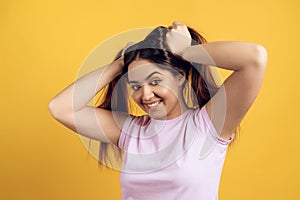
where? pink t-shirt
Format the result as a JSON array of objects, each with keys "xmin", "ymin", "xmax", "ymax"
[{"xmin": 118, "ymin": 105, "xmax": 234, "ymax": 200}]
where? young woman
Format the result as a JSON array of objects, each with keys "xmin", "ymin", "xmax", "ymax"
[{"xmin": 48, "ymin": 21, "xmax": 268, "ymax": 199}]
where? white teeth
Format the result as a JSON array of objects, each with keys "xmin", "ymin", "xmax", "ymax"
[{"xmin": 147, "ymin": 101, "xmax": 160, "ymax": 107}]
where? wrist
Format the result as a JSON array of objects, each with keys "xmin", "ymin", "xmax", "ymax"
[
  {"xmin": 179, "ymin": 46, "xmax": 190, "ymax": 60},
  {"xmin": 109, "ymin": 57, "xmax": 124, "ymax": 76}
]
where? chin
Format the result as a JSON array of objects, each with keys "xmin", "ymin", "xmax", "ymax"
[{"xmin": 149, "ymin": 109, "xmax": 168, "ymax": 120}]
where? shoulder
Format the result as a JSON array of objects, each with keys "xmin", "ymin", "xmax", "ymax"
[
  {"xmin": 117, "ymin": 114, "xmax": 150, "ymax": 148},
  {"xmin": 192, "ymin": 104, "xmax": 235, "ymax": 145},
  {"xmin": 124, "ymin": 114, "xmax": 151, "ymax": 127}
]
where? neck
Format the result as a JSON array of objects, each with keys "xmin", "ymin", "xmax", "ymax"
[
  {"xmin": 178, "ymin": 96, "xmax": 189, "ymax": 113},
  {"xmin": 165, "ymin": 96, "xmax": 189, "ymax": 120}
]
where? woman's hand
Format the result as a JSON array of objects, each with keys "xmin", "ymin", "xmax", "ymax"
[
  {"xmin": 113, "ymin": 41, "xmax": 136, "ymax": 67},
  {"xmin": 166, "ymin": 21, "xmax": 192, "ymax": 56}
]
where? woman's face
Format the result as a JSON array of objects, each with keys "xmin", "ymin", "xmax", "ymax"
[{"xmin": 127, "ymin": 59, "xmax": 186, "ymax": 120}]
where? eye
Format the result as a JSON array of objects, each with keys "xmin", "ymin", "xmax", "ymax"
[
  {"xmin": 131, "ymin": 85, "xmax": 141, "ymax": 90},
  {"xmin": 150, "ymin": 79, "xmax": 161, "ymax": 86}
]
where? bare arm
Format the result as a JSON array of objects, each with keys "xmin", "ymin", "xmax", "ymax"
[
  {"xmin": 48, "ymin": 56, "xmax": 128, "ymax": 145},
  {"xmin": 182, "ymin": 41, "xmax": 268, "ymax": 139}
]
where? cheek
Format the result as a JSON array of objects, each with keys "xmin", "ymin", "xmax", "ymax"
[
  {"xmin": 131, "ymin": 90, "xmax": 142, "ymax": 103},
  {"xmin": 159, "ymin": 83, "xmax": 179, "ymax": 98},
  {"xmin": 156, "ymin": 87, "xmax": 179, "ymax": 104},
  {"xmin": 158, "ymin": 87, "xmax": 172, "ymax": 97}
]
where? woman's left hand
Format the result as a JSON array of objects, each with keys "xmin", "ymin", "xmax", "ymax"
[{"xmin": 166, "ymin": 21, "xmax": 192, "ymax": 56}]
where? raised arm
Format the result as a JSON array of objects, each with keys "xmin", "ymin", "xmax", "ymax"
[
  {"xmin": 166, "ymin": 22, "xmax": 268, "ymax": 140},
  {"xmin": 183, "ymin": 41, "xmax": 268, "ymax": 140},
  {"xmin": 48, "ymin": 51, "xmax": 128, "ymax": 145}
]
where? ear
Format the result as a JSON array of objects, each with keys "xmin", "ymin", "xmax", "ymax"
[{"xmin": 176, "ymin": 72, "xmax": 186, "ymax": 86}]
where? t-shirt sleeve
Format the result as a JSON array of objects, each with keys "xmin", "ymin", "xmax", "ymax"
[
  {"xmin": 194, "ymin": 104, "xmax": 235, "ymax": 146},
  {"xmin": 118, "ymin": 115, "xmax": 134, "ymax": 149},
  {"xmin": 117, "ymin": 115, "xmax": 147, "ymax": 149}
]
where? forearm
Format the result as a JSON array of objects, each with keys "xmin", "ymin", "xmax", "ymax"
[
  {"xmin": 48, "ymin": 58, "xmax": 123, "ymax": 115},
  {"xmin": 181, "ymin": 41, "xmax": 268, "ymax": 71}
]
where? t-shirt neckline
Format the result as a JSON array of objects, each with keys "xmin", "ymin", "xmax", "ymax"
[{"xmin": 150, "ymin": 109, "xmax": 193, "ymax": 124}]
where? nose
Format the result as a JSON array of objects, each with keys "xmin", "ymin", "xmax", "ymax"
[{"xmin": 141, "ymin": 85, "xmax": 154, "ymax": 101}]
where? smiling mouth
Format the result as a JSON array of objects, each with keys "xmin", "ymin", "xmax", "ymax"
[{"xmin": 143, "ymin": 100, "xmax": 162, "ymax": 110}]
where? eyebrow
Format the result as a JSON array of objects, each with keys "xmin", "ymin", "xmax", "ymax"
[{"xmin": 128, "ymin": 71, "xmax": 163, "ymax": 84}]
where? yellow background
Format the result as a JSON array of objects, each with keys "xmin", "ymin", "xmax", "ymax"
[{"xmin": 1, "ymin": 0, "xmax": 299, "ymax": 199}]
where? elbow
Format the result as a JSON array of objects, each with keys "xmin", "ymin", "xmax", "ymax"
[
  {"xmin": 253, "ymin": 45, "xmax": 268, "ymax": 69},
  {"xmin": 48, "ymin": 99, "xmax": 75, "ymax": 121},
  {"xmin": 48, "ymin": 100, "xmax": 57, "ymax": 118},
  {"xmin": 48, "ymin": 100, "xmax": 62, "ymax": 119}
]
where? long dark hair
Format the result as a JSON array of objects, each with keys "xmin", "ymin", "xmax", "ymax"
[{"xmin": 91, "ymin": 25, "xmax": 240, "ymax": 170}]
